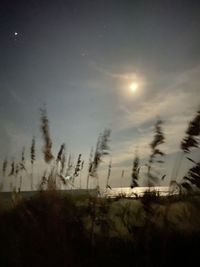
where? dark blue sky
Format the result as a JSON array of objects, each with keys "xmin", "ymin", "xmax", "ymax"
[{"xmin": 0, "ymin": 0, "xmax": 200, "ymax": 189}]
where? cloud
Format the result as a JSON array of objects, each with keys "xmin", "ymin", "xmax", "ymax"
[
  {"xmin": 90, "ymin": 61, "xmax": 145, "ymax": 82},
  {"xmin": 108, "ymin": 64, "xmax": 200, "ymax": 171}
]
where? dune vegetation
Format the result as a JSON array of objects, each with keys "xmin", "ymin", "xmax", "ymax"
[
  {"xmin": 0, "ymin": 107, "xmax": 200, "ymax": 266},
  {"xmin": 0, "ymin": 190, "xmax": 200, "ymax": 266},
  {"xmin": 0, "ymin": 107, "xmax": 200, "ymax": 193}
]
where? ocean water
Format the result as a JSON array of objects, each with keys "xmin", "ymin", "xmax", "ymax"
[{"xmin": 101, "ymin": 186, "xmax": 179, "ymax": 198}]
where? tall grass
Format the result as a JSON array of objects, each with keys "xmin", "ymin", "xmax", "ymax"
[
  {"xmin": 19, "ymin": 147, "xmax": 26, "ymax": 191},
  {"xmin": 87, "ymin": 147, "xmax": 93, "ymax": 190},
  {"xmin": 106, "ymin": 159, "xmax": 112, "ymax": 188},
  {"xmin": 147, "ymin": 119, "xmax": 165, "ymax": 186},
  {"xmin": 73, "ymin": 153, "xmax": 82, "ymax": 187},
  {"xmin": 1, "ymin": 157, "xmax": 7, "ymax": 190},
  {"xmin": 1, "ymin": 106, "xmax": 200, "ymax": 193},
  {"xmin": 56, "ymin": 143, "xmax": 65, "ymax": 188},
  {"xmin": 89, "ymin": 129, "xmax": 111, "ymax": 187},
  {"xmin": 40, "ymin": 107, "xmax": 54, "ymax": 163},
  {"xmin": 172, "ymin": 109, "xmax": 200, "ymax": 187},
  {"xmin": 0, "ymin": 106, "xmax": 200, "ymax": 266},
  {"xmin": 30, "ymin": 137, "xmax": 36, "ymax": 190},
  {"xmin": 130, "ymin": 152, "xmax": 140, "ymax": 188}
]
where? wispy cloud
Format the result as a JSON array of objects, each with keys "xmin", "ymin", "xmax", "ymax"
[
  {"xmin": 107, "ymin": 64, "xmax": 200, "ymax": 171},
  {"xmin": 90, "ymin": 61, "xmax": 144, "ymax": 82}
]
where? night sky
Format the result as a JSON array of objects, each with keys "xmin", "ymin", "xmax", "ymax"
[{"xmin": 0, "ymin": 0, "xmax": 200, "ymax": 190}]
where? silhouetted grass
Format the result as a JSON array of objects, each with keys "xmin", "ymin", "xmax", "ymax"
[
  {"xmin": 40, "ymin": 107, "xmax": 54, "ymax": 163},
  {"xmin": 0, "ymin": 106, "xmax": 199, "ymax": 266}
]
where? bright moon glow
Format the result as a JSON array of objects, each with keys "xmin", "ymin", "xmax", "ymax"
[
  {"xmin": 130, "ymin": 83, "xmax": 138, "ymax": 92},
  {"xmin": 14, "ymin": 32, "xmax": 18, "ymax": 36}
]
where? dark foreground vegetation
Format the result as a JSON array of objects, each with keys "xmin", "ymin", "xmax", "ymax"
[{"xmin": 0, "ymin": 190, "xmax": 200, "ymax": 267}]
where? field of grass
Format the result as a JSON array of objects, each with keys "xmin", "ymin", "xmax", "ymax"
[
  {"xmin": 0, "ymin": 108, "xmax": 199, "ymax": 266},
  {"xmin": 0, "ymin": 190, "xmax": 200, "ymax": 267}
]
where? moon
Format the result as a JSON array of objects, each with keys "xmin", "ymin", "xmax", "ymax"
[{"xmin": 130, "ymin": 82, "xmax": 138, "ymax": 92}]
